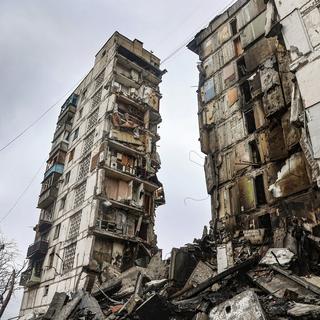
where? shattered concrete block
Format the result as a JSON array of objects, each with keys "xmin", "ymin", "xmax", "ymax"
[
  {"xmin": 193, "ymin": 312, "xmax": 209, "ymax": 320},
  {"xmin": 287, "ymin": 303, "xmax": 320, "ymax": 317},
  {"xmin": 209, "ymin": 290, "xmax": 267, "ymax": 320},
  {"xmin": 260, "ymin": 248, "xmax": 295, "ymax": 266},
  {"xmin": 217, "ymin": 242, "xmax": 234, "ymax": 274},
  {"xmin": 169, "ymin": 248, "xmax": 198, "ymax": 287},
  {"xmin": 185, "ymin": 261, "xmax": 216, "ymax": 289}
]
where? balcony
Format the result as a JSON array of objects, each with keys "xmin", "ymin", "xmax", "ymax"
[
  {"xmin": 50, "ymin": 140, "xmax": 68, "ymax": 157},
  {"xmin": 26, "ymin": 240, "xmax": 48, "ymax": 259},
  {"xmin": 38, "ymin": 210, "xmax": 53, "ymax": 233},
  {"xmin": 53, "ymin": 122, "xmax": 72, "ymax": 141},
  {"xmin": 44, "ymin": 163, "xmax": 64, "ymax": 179},
  {"xmin": 58, "ymin": 93, "xmax": 79, "ymax": 123},
  {"xmin": 38, "ymin": 185, "xmax": 58, "ymax": 209},
  {"xmin": 19, "ymin": 268, "xmax": 41, "ymax": 287}
]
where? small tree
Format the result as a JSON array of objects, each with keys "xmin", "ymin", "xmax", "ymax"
[{"xmin": 0, "ymin": 233, "xmax": 24, "ymax": 318}]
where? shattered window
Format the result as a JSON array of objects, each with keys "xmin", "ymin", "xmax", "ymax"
[
  {"xmin": 87, "ymin": 108, "xmax": 99, "ymax": 132},
  {"xmin": 82, "ymin": 131, "xmax": 95, "ymax": 156},
  {"xmin": 73, "ymin": 182, "xmax": 86, "ymax": 208},
  {"xmin": 77, "ymin": 155, "xmax": 90, "ymax": 181},
  {"xmin": 68, "ymin": 211, "xmax": 82, "ymax": 239},
  {"xmin": 91, "ymin": 88, "xmax": 102, "ymax": 110},
  {"xmin": 63, "ymin": 243, "xmax": 77, "ymax": 272}
]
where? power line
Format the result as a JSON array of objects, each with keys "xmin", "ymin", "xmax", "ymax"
[
  {"xmin": 0, "ymin": 77, "xmax": 85, "ymax": 153},
  {"xmin": 160, "ymin": 0, "xmax": 238, "ymax": 65},
  {"xmin": 0, "ymin": 1, "xmax": 237, "ymax": 153},
  {"xmin": 0, "ymin": 160, "xmax": 46, "ymax": 224}
]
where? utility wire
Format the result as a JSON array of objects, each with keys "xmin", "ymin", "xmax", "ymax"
[
  {"xmin": 0, "ymin": 1, "xmax": 236, "ymax": 152},
  {"xmin": 0, "ymin": 160, "xmax": 46, "ymax": 224},
  {"xmin": 0, "ymin": 77, "xmax": 85, "ymax": 153},
  {"xmin": 160, "ymin": 0, "xmax": 238, "ymax": 65}
]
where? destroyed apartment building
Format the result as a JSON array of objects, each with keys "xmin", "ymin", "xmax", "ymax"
[
  {"xmin": 17, "ymin": 1, "xmax": 320, "ymax": 319},
  {"xmin": 18, "ymin": 32, "xmax": 165, "ymax": 318}
]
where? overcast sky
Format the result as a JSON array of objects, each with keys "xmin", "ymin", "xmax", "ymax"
[{"xmin": 0, "ymin": 0, "xmax": 231, "ymax": 318}]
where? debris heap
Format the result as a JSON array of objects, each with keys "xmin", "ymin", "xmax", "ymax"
[{"xmin": 41, "ymin": 220, "xmax": 320, "ymax": 319}]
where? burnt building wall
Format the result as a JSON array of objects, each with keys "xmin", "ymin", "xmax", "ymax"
[{"xmin": 188, "ymin": 0, "xmax": 320, "ymax": 249}]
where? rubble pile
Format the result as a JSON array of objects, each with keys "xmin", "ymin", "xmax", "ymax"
[{"xmin": 41, "ymin": 218, "xmax": 320, "ymax": 320}]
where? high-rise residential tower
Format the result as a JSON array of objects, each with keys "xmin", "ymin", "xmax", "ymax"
[{"xmin": 19, "ymin": 32, "xmax": 165, "ymax": 317}]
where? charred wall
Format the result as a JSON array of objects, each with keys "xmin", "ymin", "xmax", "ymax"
[{"xmin": 188, "ymin": 0, "xmax": 320, "ymax": 248}]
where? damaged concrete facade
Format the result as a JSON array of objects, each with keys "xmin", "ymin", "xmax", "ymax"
[
  {"xmin": 187, "ymin": 0, "xmax": 320, "ymax": 263},
  {"xmin": 19, "ymin": 32, "xmax": 165, "ymax": 318}
]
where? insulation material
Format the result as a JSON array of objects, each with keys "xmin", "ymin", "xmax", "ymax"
[
  {"xmin": 296, "ymin": 59, "xmax": 320, "ymax": 108},
  {"xmin": 269, "ymin": 152, "xmax": 311, "ymax": 198},
  {"xmin": 240, "ymin": 11, "xmax": 267, "ymax": 48}
]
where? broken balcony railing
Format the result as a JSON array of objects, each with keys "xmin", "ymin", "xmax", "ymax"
[
  {"xmin": 26, "ymin": 240, "xmax": 49, "ymax": 259},
  {"xmin": 59, "ymin": 93, "xmax": 78, "ymax": 117},
  {"xmin": 38, "ymin": 210, "xmax": 53, "ymax": 233},
  {"xmin": 43, "ymin": 163, "xmax": 64, "ymax": 180},
  {"xmin": 20, "ymin": 267, "xmax": 41, "ymax": 287}
]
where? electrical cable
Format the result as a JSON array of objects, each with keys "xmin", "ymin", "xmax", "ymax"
[
  {"xmin": 0, "ymin": 76, "xmax": 85, "ymax": 153},
  {"xmin": 0, "ymin": 0, "xmax": 237, "ymax": 152},
  {"xmin": 0, "ymin": 160, "xmax": 46, "ymax": 224},
  {"xmin": 184, "ymin": 195, "xmax": 210, "ymax": 205},
  {"xmin": 160, "ymin": 0, "xmax": 238, "ymax": 65}
]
